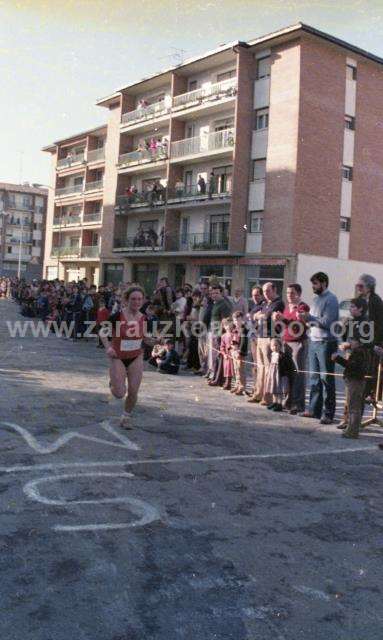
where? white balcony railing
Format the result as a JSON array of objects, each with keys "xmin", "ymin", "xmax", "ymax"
[
  {"xmin": 51, "ymin": 246, "xmax": 80, "ymax": 257},
  {"xmin": 172, "ymin": 77, "xmax": 237, "ymax": 110},
  {"xmin": 85, "ymin": 180, "xmax": 104, "ymax": 192},
  {"xmin": 57, "ymin": 153, "xmax": 85, "ymax": 168},
  {"xmin": 118, "ymin": 147, "xmax": 168, "ymax": 167},
  {"xmin": 171, "ymin": 129, "xmax": 235, "ymax": 159},
  {"xmin": 52, "ymin": 215, "xmax": 82, "ymax": 227},
  {"xmin": 83, "ymin": 212, "xmax": 102, "ymax": 223},
  {"xmin": 55, "ymin": 184, "xmax": 83, "ymax": 196},
  {"xmin": 81, "ymin": 245, "xmax": 100, "ymax": 258},
  {"xmin": 121, "ymin": 100, "xmax": 170, "ymax": 125},
  {"xmin": 87, "ymin": 148, "xmax": 105, "ymax": 163}
]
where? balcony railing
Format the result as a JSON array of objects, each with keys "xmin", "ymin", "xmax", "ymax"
[
  {"xmin": 171, "ymin": 129, "xmax": 235, "ymax": 159},
  {"xmin": 172, "ymin": 77, "xmax": 237, "ymax": 110},
  {"xmin": 177, "ymin": 232, "xmax": 229, "ymax": 252},
  {"xmin": 114, "ymin": 235, "xmax": 164, "ymax": 252},
  {"xmin": 81, "ymin": 245, "xmax": 100, "ymax": 258},
  {"xmin": 9, "ymin": 236, "xmax": 32, "ymax": 244},
  {"xmin": 87, "ymin": 148, "xmax": 105, "ymax": 163},
  {"xmin": 57, "ymin": 153, "xmax": 85, "ymax": 169},
  {"xmin": 121, "ymin": 100, "xmax": 170, "ymax": 125},
  {"xmin": 85, "ymin": 180, "xmax": 104, "ymax": 192},
  {"xmin": 55, "ymin": 184, "xmax": 83, "ymax": 196},
  {"xmin": 53, "ymin": 215, "xmax": 82, "ymax": 227},
  {"xmin": 167, "ymin": 185, "xmax": 232, "ymax": 205},
  {"xmin": 118, "ymin": 147, "xmax": 168, "ymax": 168},
  {"xmin": 116, "ymin": 191, "xmax": 166, "ymax": 212},
  {"xmin": 83, "ymin": 212, "xmax": 102, "ymax": 223},
  {"xmin": 51, "ymin": 246, "xmax": 80, "ymax": 257}
]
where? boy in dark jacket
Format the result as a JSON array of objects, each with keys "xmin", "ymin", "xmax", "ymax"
[
  {"xmin": 332, "ymin": 340, "xmax": 369, "ymax": 438},
  {"xmin": 157, "ymin": 339, "xmax": 180, "ymax": 375}
]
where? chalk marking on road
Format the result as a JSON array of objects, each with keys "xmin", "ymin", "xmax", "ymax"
[
  {"xmin": 1, "ymin": 444, "xmax": 377, "ymax": 474},
  {"xmin": 23, "ymin": 472, "xmax": 160, "ymax": 532},
  {"xmin": 0, "ymin": 420, "xmax": 140, "ymax": 454}
]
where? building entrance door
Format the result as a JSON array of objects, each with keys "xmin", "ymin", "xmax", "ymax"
[{"xmin": 133, "ymin": 263, "xmax": 159, "ymax": 296}]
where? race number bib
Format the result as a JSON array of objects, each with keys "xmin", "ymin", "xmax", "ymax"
[{"xmin": 120, "ymin": 339, "xmax": 142, "ymax": 352}]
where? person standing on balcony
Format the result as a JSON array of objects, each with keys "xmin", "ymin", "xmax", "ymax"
[
  {"xmin": 197, "ymin": 175, "xmax": 206, "ymax": 195},
  {"xmin": 208, "ymin": 171, "xmax": 216, "ymax": 198}
]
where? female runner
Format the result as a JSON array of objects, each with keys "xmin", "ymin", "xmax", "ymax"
[{"xmin": 100, "ymin": 285, "xmax": 146, "ymax": 429}]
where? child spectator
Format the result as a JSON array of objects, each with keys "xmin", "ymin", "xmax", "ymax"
[
  {"xmin": 265, "ymin": 338, "xmax": 295, "ymax": 412},
  {"xmin": 231, "ymin": 311, "xmax": 249, "ymax": 396},
  {"xmin": 157, "ymin": 339, "xmax": 180, "ymax": 374},
  {"xmin": 332, "ymin": 340, "xmax": 369, "ymax": 438},
  {"xmin": 220, "ymin": 318, "xmax": 234, "ymax": 390}
]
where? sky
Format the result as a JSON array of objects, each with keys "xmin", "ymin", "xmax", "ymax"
[{"xmin": 0, "ymin": 0, "xmax": 382, "ymax": 186}]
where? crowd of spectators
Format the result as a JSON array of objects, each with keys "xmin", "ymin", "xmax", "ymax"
[{"xmin": 3, "ymin": 270, "xmax": 383, "ymax": 440}]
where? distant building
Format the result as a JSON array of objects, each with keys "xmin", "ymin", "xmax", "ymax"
[
  {"xmin": 0, "ymin": 182, "xmax": 48, "ymax": 278},
  {"xmin": 43, "ymin": 23, "xmax": 383, "ymax": 301},
  {"xmin": 42, "ymin": 125, "xmax": 106, "ymax": 283}
]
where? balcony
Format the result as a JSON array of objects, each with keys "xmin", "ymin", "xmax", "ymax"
[
  {"xmin": 175, "ymin": 232, "xmax": 228, "ymax": 252},
  {"xmin": 9, "ymin": 236, "xmax": 32, "ymax": 244},
  {"xmin": 121, "ymin": 100, "xmax": 170, "ymax": 126},
  {"xmin": 81, "ymin": 245, "xmax": 100, "ymax": 258},
  {"xmin": 83, "ymin": 212, "xmax": 102, "ymax": 224},
  {"xmin": 57, "ymin": 153, "xmax": 85, "ymax": 169},
  {"xmin": 51, "ymin": 246, "xmax": 80, "ymax": 258},
  {"xmin": 115, "ymin": 191, "xmax": 166, "ymax": 213},
  {"xmin": 118, "ymin": 147, "xmax": 168, "ymax": 169},
  {"xmin": 170, "ymin": 129, "xmax": 235, "ymax": 161},
  {"xmin": 167, "ymin": 185, "xmax": 231, "ymax": 207},
  {"xmin": 172, "ymin": 77, "xmax": 237, "ymax": 111},
  {"xmin": 55, "ymin": 184, "xmax": 83, "ymax": 197},
  {"xmin": 114, "ymin": 234, "xmax": 164, "ymax": 252},
  {"xmin": 87, "ymin": 148, "xmax": 105, "ymax": 163},
  {"xmin": 84, "ymin": 180, "xmax": 103, "ymax": 192},
  {"xmin": 52, "ymin": 215, "xmax": 82, "ymax": 227}
]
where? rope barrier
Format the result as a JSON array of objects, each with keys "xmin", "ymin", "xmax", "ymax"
[{"xmin": 211, "ymin": 346, "xmax": 373, "ymax": 379}]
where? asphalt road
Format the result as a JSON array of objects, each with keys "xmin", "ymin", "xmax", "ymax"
[{"xmin": 0, "ymin": 299, "xmax": 382, "ymax": 640}]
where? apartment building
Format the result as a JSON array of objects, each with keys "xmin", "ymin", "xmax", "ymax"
[
  {"xmin": 44, "ymin": 23, "xmax": 383, "ymax": 301},
  {"xmin": 0, "ymin": 182, "xmax": 47, "ymax": 278},
  {"xmin": 43, "ymin": 125, "xmax": 106, "ymax": 283}
]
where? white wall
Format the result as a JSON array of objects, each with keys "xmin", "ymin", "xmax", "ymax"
[
  {"xmin": 338, "ymin": 231, "xmax": 350, "ymax": 260},
  {"xmin": 343, "ymin": 129, "xmax": 354, "ymax": 166},
  {"xmin": 340, "ymin": 179, "xmax": 352, "ymax": 217},
  {"xmin": 251, "ymin": 129, "xmax": 268, "ymax": 159},
  {"xmin": 253, "ymin": 78, "xmax": 270, "ymax": 109},
  {"xmin": 246, "ymin": 233, "xmax": 262, "ymax": 253},
  {"xmin": 297, "ymin": 253, "xmax": 383, "ymax": 303},
  {"xmin": 248, "ymin": 180, "xmax": 265, "ymax": 210}
]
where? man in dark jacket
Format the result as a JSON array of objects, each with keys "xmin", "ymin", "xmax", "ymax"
[{"xmin": 355, "ymin": 274, "xmax": 383, "ymax": 399}]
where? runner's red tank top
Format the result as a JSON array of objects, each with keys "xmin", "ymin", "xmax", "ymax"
[{"xmin": 111, "ymin": 312, "xmax": 144, "ymax": 360}]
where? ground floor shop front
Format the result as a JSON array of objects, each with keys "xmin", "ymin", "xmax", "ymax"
[{"xmin": 101, "ymin": 255, "xmax": 297, "ymax": 298}]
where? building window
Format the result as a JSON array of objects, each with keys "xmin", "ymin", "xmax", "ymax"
[
  {"xmin": 345, "ymin": 115, "xmax": 355, "ymax": 130},
  {"xmin": 340, "ymin": 216, "xmax": 351, "ymax": 232},
  {"xmin": 180, "ymin": 217, "xmax": 189, "ymax": 245},
  {"xmin": 188, "ymin": 80, "xmax": 197, "ymax": 92},
  {"xmin": 257, "ymin": 56, "xmax": 271, "ymax": 80},
  {"xmin": 252, "ymin": 159, "xmax": 266, "ymax": 181},
  {"xmin": 7, "ymin": 247, "xmax": 12, "ymax": 254},
  {"xmin": 346, "ymin": 64, "xmax": 357, "ymax": 81},
  {"xmin": 217, "ymin": 69, "xmax": 236, "ymax": 82},
  {"xmin": 74, "ymin": 176, "xmax": 83, "ymax": 186},
  {"xmin": 254, "ymin": 108, "xmax": 269, "ymax": 130},
  {"xmin": 249, "ymin": 212, "xmax": 263, "ymax": 233},
  {"xmin": 246, "ymin": 264, "xmax": 285, "ymax": 298},
  {"xmin": 342, "ymin": 165, "xmax": 353, "ymax": 181}
]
